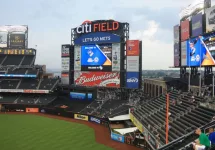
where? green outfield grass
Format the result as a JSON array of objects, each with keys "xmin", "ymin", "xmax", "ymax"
[{"xmin": 0, "ymin": 114, "xmax": 112, "ymax": 150}]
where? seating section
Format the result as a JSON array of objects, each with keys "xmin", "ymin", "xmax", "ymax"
[
  {"xmin": 47, "ymin": 96, "xmax": 91, "ymax": 112},
  {"xmin": 0, "ymin": 78, "xmax": 59, "ymax": 90},
  {"xmin": 7, "ymin": 68, "xmax": 27, "ymax": 74},
  {"xmin": 27, "ymin": 68, "xmax": 38, "ymax": 75},
  {"xmin": 2, "ymin": 55, "xmax": 24, "ymax": 66},
  {"xmin": 21, "ymin": 55, "xmax": 34, "ymax": 65},
  {"xmin": 18, "ymin": 79, "xmax": 39, "ymax": 89},
  {"xmin": 39, "ymin": 79, "xmax": 59, "ymax": 90},
  {"xmin": 0, "ymin": 55, "xmax": 6, "ymax": 64},
  {"xmin": 0, "ymin": 80, "xmax": 20, "ymax": 89},
  {"xmin": 0, "ymin": 94, "xmax": 56, "ymax": 105},
  {"xmin": 132, "ymin": 90, "xmax": 215, "ymax": 146}
]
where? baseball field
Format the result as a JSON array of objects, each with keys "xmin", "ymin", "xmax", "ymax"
[
  {"xmin": 0, "ymin": 113, "xmax": 141, "ymax": 150},
  {"xmin": 0, "ymin": 114, "xmax": 112, "ymax": 150}
]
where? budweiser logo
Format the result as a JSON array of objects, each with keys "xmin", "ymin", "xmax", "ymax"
[{"xmin": 76, "ymin": 72, "xmax": 118, "ymax": 84}]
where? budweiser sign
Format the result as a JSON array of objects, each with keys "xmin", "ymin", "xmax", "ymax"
[{"xmin": 74, "ymin": 72, "xmax": 120, "ymax": 87}]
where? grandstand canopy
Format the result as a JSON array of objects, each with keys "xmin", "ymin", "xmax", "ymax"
[
  {"xmin": 113, "ymin": 127, "xmax": 138, "ymax": 135},
  {"xmin": 108, "ymin": 114, "xmax": 130, "ymax": 121}
]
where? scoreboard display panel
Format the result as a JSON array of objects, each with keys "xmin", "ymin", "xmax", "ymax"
[{"xmin": 0, "ymin": 49, "xmax": 35, "ymax": 55}]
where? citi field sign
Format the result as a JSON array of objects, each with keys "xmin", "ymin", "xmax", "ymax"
[{"xmin": 76, "ymin": 20, "xmax": 121, "ymax": 34}]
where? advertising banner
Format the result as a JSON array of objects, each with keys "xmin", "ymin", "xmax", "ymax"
[
  {"xmin": 181, "ymin": 41, "xmax": 187, "ymax": 66},
  {"xmin": 81, "ymin": 44, "xmax": 112, "ymax": 71},
  {"xmin": 70, "ymin": 92, "xmax": 93, "ymax": 100},
  {"xmin": 125, "ymin": 136, "xmax": 134, "ymax": 145},
  {"xmin": 206, "ymin": 5, "xmax": 215, "ymax": 33},
  {"xmin": 89, "ymin": 116, "xmax": 101, "ymax": 124},
  {"xmin": 111, "ymin": 132, "xmax": 125, "ymax": 143},
  {"xmin": 0, "ymin": 49, "xmax": 35, "ymax": 55},
  {"xmin": 126, "ymin": 40, "xmax": 139, "ymax": 56},
  {"xmin": 74, "ymin": 32, "xmax": 121, "ymax": 45},
  {"xmin": 0, "ymin": 89, "xmax": 23, "ymax": 93},
  {"xmin": 187, "ymin": 36, "xmax": 215, "ymax": 66},
  {"xmin": 74, "ymin": 20, "xmax": 124, "ymax": 37},
  {"xmin": 126, "ymin": 72, "xmax": 139, "ymax": 89},
  {"xmin": 26, "ymin": 108, "xmax": 39, "ymax": 113},
  {"xmin": 181, "ymin": 20, "xmax": 190, "ymax": 41},
  {"xmin": 0, "ymin": 32, "xmax": 8, "ymax": 47},
  {"xmin": 129, "ymin": 113, "xmax": 144, "ymax": 133},
  {"xmin": 61, "ymin": 73, "xmax": 69, "ymax": 85},
  {"xmin": 74, "ymin": 114, "xmax": 88, "ymax": 121},
  {"xmin": 74, "ymin": 72, "xmax": 120, "ymax": 87},
  {"xmin": 10, "ymin": 34, "xmax": 25, "ymax": 48},
  {"xmin": 127, "ymin": 56, "xmax": 139, "ymax": 72},
  {"xmin": 191, "ymin": 13, "xmax": 203, "ymax": 37},
  {"xmin": 0, "ymin": 74, "xmax": 37, "ymax": 78},
  {"xmin": 23, "ymin": 90, "xmax": 49, "ymax": 94},
  {"xmin": 112, "ymin": 43, "xmax": 120, "ymax": 71},
  {"xmin": 74, "ymin": 45, "xmax": 81, "ymax": 71},
  {"xmin": 61, "ymin": 45, "xmax": 70, "ymax": 57},
  {"xmin": 61, "ymin": 57, "xmax": 70, "ymax": 71},
  {"xmin": 173, "ymin": 25, "xmax": 180, "ymax": 44},
  {"xmin": 174, "ymin": 43, "xmax": 180, "ymax": 67}
]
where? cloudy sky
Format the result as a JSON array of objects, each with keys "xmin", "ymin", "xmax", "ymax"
[{"xmin": 1, "ymin": 0, "xmax": 214, "ymax": 70}]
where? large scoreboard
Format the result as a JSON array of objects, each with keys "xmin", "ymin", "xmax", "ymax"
[{"xmin": 71, "ymin": 20, "xmax": 142, "ymax": 89}]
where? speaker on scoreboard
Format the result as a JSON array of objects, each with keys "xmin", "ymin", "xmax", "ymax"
[
  {"xmin": 139, "ymin": 41, "xmax": 142, "ymax": 89},
  {"xmin": 120, "ymin": 42, "xmax": 126, "ymax": 88},
  {"xmin": 70, "ymin": 45, "xmax": 74, "ymax": 85}
]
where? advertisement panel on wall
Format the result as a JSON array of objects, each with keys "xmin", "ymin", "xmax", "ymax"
[
  {"xmin": 126, "ymin": 40, "xmax": 139, "ymax": 56},
  {"xmin": 0, "ymin": 32, "xmax": 8, "ymax": 47},
  {"xmin": 26, "ymin": 108, "xmax": 39, "ymax": 113},
  {"xmin": 206, "ymin": 5, "xmax": 215, "ymax": 33},
  {"xmin": 186, "ymin": 35, "xmax": 215, "ymax": 66},
  {"xmin": 81, "ymin": 44, "xmax": 112, "ymax": 71},
  {"xmin": 191, "ymin": 13, "xmax": 203, "ymax": 37},
  {"xmin": 61, "ymin": 45, "xmax": 70, "ymax": 57},
  {"xmin": 70, "ymin": 92, "xmax": 93, "ymax": 100},
  {"xmin": 74, "ymin": 20, "xmax": 124, "ymax": 37},
  {"xmin": 89, "ymin": 116, "xmax": 101, "ymax": 124},
  {"xmin": 74, "ymin": 32, "xmax": 121, "ymax": 45},
  {"xmin": 74, "ymin": 72, "xmax": 120, "ymax": 87},
  {"xmin": 74, "ymin": 114, "xmax": 88, "ymax": 121},
  {"xmin": 174, "ymin": 43, "xmax": 180, "ymax": 67},
  {"xmin": 61, "ymin": 73, "xmax": 69, "ymax": 85},
  {"xmin": 129, "ymin": 112, "xmax": 144, "ymax": 133},
  {"xmin": 112, "ymin": 43, "xmax": 120, "ymax": 71},
  {"xmin": 61, "ymin": 57, "xmax": 70, "ymax": 71},
  {"xmin": 10, "ymin": 34, "xmax": 25, "ymax": 48},
  {"xmin": 181, "ymin": 20, "xmax": 190, "ymax": 41},
  {"xmin": 181, "ymin": 41, "xmax": 187, "ymax": 66},
  {"xmin": 0, "ymin": 49, "xmax": 35, "ymax": 55},
  {"xmin": 127, "ymin": 56, "xmax": 139, "ymax": 72},
  {"xmin": 173, "ymin": 25, "xmax": 180, "ymax": 43},
  {"xmin": 111, "ymin": 132, "xmax": 125, "ymax": 143},
  {"xmin": 126, "ymin": 72, "xmax": 139, "ymax": 89},
  {"xmin": 74, "ymin": 45, "xmax": 81, "ymax": 71}
]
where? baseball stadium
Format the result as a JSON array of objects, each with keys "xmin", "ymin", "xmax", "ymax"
[{"xmin": 2, "ymin": 0, "xmax": 215, "ymax": 150}]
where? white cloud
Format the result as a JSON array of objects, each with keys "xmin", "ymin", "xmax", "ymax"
[{"xmin": 130, "ymin": 20, "xmax": 172, "ymax": 69}]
